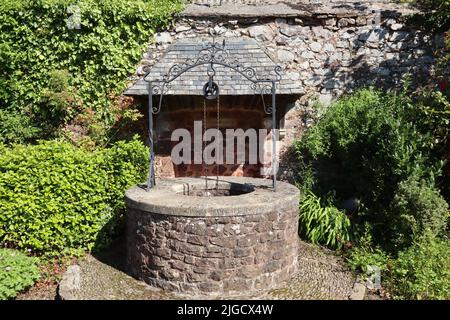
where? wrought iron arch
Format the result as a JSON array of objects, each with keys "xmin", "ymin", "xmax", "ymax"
[{"xmin": 144, "ymin": 40, "xmax": 281, "ymax": 191}]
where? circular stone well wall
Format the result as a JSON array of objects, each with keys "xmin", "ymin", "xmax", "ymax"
[{"xmin": 125, "ymin": 177, "xmax": 300, "ymax": 295}]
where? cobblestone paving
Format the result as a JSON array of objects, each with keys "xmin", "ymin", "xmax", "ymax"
[
  {"xmin": 64, "ymin": 239, "xmax": 356, "ymax": 300},
  {"xmin": 262, "ymin": 242, "xmax": 356, "ymax": 300}
]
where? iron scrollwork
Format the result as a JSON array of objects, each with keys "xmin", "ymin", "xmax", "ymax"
[
  {"xmin": 251, "ymin": 83, "xmax": 276, "ymax": 114},
  {"xmin": 149, "ymin": 83, "xmax": 164, "ymax": 114},
  {"xmin": 144, "ymin": 40, "xmax": 282, "ymax": 97},
  {"xmin": 144, "ymin": 40, "xmax": 282, "ymax": 192}
]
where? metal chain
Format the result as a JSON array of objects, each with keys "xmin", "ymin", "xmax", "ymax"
[
  {"xmin": 203, "ymin": 99, "xmax": 208, "ymax": 192},
  {"xmin": 216, "ymin": 93, "xmax": 220, "ymax": 190}
]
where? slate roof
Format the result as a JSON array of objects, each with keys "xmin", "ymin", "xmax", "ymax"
[{"xmin": 124, "ymin": 38, "xmax": 303, "ymax": 96}]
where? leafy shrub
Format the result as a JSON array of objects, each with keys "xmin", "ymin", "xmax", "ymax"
[
  {"xmin": 411, "ymin": 86, "xmax": 450, "ymax": 202},
  {"xmin": 390, "ymin": 175, "xmax": 449, "ymax": 248},
  {"xmin": 0, "ymin": 136, "xmax": 148, "ymax": 257},
  {"xmin": 294, "ymin": 89, "xmax": 445, "ymax": 250},
  {"xmin": 347, "ymin": 225, "xmax": 390, "ymax": 274},
  {"xmin": 347, "ymin": 229, "xmax": 450, "ymax": 300},
  {"xmin": 389, "ymin": 233, "xmax": 450, "ymax": 300},
  {"xmin": 407, "ymin": 0, "xmax": 450, "ymax": 200},
  {"xmin": 0, "ymin": 109, "xmax": 40, "ymax": 145},
  {"xmin": 36, "ymin": 69, "xmax": 83, "ymax": 133},
  {"xmin": 299, "ymin": 190, "xmax": 351, "ymax": 249},
  {"xmin": 0, "ymin": 249, "xmax": 40, "ymax": 299},
  {"xmin": 0, "ymin": 0, "xmax": 183, "ymax": 144},
  {"xmin": 409, "ymin": 0, "xmax": 450, "ymax": 32}
]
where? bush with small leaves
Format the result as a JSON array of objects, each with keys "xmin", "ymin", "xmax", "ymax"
[
  {"xmin": 346, "ymin": 225, "xmax": 390, "ymax": 275},
  {"xmin": 0, "ymin": 110, "xmax": 40, "ymax": 145},
  {"xmin": 0, "ymin": 249, "xmax": 40, "ymax": 300},
  {"xmin": 389, "ymin": 233, "xmax": 450, "ymax": 300},
  {"xmin": 0, "ymin": 136, "xmax": 148, "ymax": 257},
  {"xmin": 390, "ymin": 175, "xmax": 449, "ymax": 248}
]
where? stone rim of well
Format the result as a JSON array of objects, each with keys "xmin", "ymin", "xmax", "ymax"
[{"xmin": 125, "ymin": 176, "xmax": 300, "ymax": 217}]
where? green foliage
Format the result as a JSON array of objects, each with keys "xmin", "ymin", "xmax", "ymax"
[
  {"xmin": 413, "ymin": 91, "xmax": 450, "ymax": 151},
  {"xmin": 390, "ymin": 175, "xmax": 449, "ymax": 247},
  {"xmin": 297, "ymin": 88, "xmax": 450, "ymax": 300},
  {"xmin": 407, "ymin": 2, "xmax": 450, "ymax": 176},
  {"xmin": 0, "ymin": 248, "xmax": 40, "ymax": 299},
  {"xmin": 0, "ymin": 136, "xmax": 148, "ymax": 257},
  {"xmin": 299, "ymin": 190, "xmax": 351, "ymax": 249},
  {"xmin": 0, "ymin": 109, "xmax": 40, "ymax": 145},
  {"xmin": 409, "ymin": 0, "xmax": 450, "ymax": 32},
  {"xmin": 347, "ymin": 225, "xmax": 390, "ymax": 274},
  {"xmin": 346, "ymin": 228, "xmax": 450, "ymax": 300},
  {"xmin": 37, "ymin": 69, "xmax": 82, "ymax": 131},
  {"xmin": 411, "ymin": 83, "xmax": 450, "ymax": 201},
  {"xmin": 294, "ymin": 89, "xmax": 445, "ymax": 250},
  {"xmin": 389, "ymin": 233, "xmax": 450, "ymax": 300},
  {"xmin": 0, "ymin": 0, "xmax": 182, "ymax": 144}
]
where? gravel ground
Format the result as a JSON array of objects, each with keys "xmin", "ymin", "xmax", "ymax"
[
  {"xmin": 57, "ymin": 239, "xmax": 357, "ymax": 300},
  {"xmin": 16, "ymin": 282, "xmax": 58, "ymax": 300}
]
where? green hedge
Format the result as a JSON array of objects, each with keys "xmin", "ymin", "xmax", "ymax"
[
  {"xmin": 0, "ymin": 249, "xmax": 40, "ymax": 299},
  {"xmin": 0, "ymin": 0, "xmax": 182, "ymax": 144},
  {"xmin": 0, "ymin": 137, "xmax": 148, "ymax": 257}
]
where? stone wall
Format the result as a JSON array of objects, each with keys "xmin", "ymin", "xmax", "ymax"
[
  {"xmin": 127, "ymin": 1, "xmax": 442, "ymax": 181},
  {"xmin": 148, "ymin": 8, "xmax": 438, "ymax": 101},
  {"xmin": 125, "ymin": 177, "xmax": 300, "ymax": 295},
  {"xmin": 126, "ymin": 208, "xmax": 299, "ymax": 294}
]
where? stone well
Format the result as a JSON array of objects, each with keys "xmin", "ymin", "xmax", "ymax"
[{"xmin": 125, "ymin": 177, "xmax": 300, "ymax": 295}]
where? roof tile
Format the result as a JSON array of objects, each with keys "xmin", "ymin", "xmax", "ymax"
[{"xmin": 124, "ymin": 38, "xmax": 303, "ymax": 96}]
